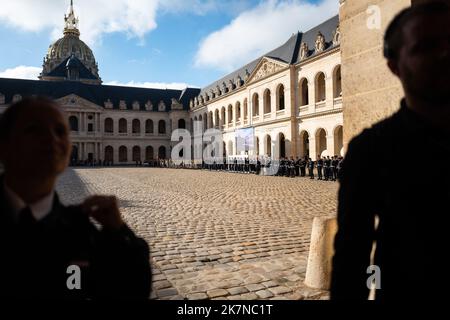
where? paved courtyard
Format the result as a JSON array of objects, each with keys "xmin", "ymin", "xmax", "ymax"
[{"xmin": 56, "ymin": 167, "xmax": 338, "ymax": 300}]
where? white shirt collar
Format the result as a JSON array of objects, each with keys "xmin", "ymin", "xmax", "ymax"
[{"xmin": 3, "ymin": 180, "xmax": 55, "ymax": 222}]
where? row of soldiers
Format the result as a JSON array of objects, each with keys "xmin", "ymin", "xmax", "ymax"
[
  {"xmin": 199, "ymin": 155, "xmax": 344, "ymax": 181},
  {"xmin": 271, "ymin": 156, "xmax": 343, "ymax": 181}
]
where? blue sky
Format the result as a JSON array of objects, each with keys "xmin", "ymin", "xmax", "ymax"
[{"xmin": 0, "ymin": 0, "xmax": 338, "ymax": 89}]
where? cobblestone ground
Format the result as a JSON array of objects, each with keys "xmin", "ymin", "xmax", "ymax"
[{"xmin": 56, "ymin": 167, "xmax": 338, "ymax": 300}]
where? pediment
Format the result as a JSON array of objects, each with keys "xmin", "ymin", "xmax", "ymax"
[
  {"xmin": 246, "ymin": 57, "xmax": 289, "ymax": 85},
  {"xmin": 57, "ymin": 94, "xmax": 103, "ymax": 111}
]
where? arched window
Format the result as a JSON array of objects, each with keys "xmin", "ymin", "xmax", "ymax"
[
  {"xmin": 315, "ymin": 72, "xmax": 326, "ymax": 102},
  {"xmin": 227, "ymin": 105, "xmax": 233, "ymax": 124},
  {"xmin": 158, "ymin": 120, "xmax": 166, "ymax": 134},
  {"xmin": 119, "ymin": 118, "xmax": 127, "ymax": 134},
  {"xmin": 264, "ymin": 89, "xmax": 271, "ymax": 114},
  {"xmin": 158, "ymin": 146, "xmax": 166, "ymax": 159},
  {"xmin": 198, "ymin": 115, "xmax": 203, "ymax": 130},
  {"xmin": 69, "ymin": 116, "xmax": 78, "ymax": 131},
  {"xmin": 104, "ymin": 118, "xmax": 113, "ymax": 133},
  {"xmin": 279, "ymin": 133, "xmax": 286, "ymax": 158},
  {"xmin": 256, "ymin": 137, "xmax": 260, "ymax": 156},
  {"xmin": 132, "ymin": 119, "xmax": 140, "ymax": 134},
  {"xmin": 132, "ymin": 146, "xmax": 141, "ymax": 162},
  {"xmin": 214, "ymin": 110, "xmax": 220, "ymax": 128},
  {"xmin": 178, "ymin": 119, "xmax": 186, "ymax": 129},
  {"xmin": 300, "ymin": 131, "xmax": 310, "ymax": 158},
  {"xmin": 119, "ymin": 146, "xmax": 128, "ymax": 162},
  {"xmin": 104, "ymin": 146, "xmax": 114, "ymax": 162},
  {"xmin": 277, "ymin": 84, "xmax": 285, "ymax": 110},
  {"xmin": 265, "ymin": 135, "xmax": 272, "ymax": 157},
  {"xmin": 316, "ymin": 128, "xmax": 327, "ymax": 157},
  {"xmin": 208, "ymin": 111, "xmax": 213, "ymax": 129},
  {"xmin": 236, "ymin": 102, "xmax": 241, "ymax": 121},
  {"xmin": 334, "ymin": 125, "xmax": 344, "ymax": 156},
  {"xmin": 252, "ymin": 93, "xmax": 259, "ymax": 116},
  {"xmin": 146, "ymin": 146, "xmax": 154, "ymax": 161},
  {"xmin": 243, "ymin": 99, "xmax": 248, "ymax": 120},
  {"xmin": 71, "ymin": 145, "xmax": 78, "ymax": 163},
  {"xmin": 299, "ymin": 78, "xmax": 309, "ymax": 106},
  {"xmin": 333, "ymin": 65, "xmax": 342, "ymax": 98},
  {"xmin": 145, "ymin": 119, "xmax": 154, "ymax": 134},
  {"xmin": 221, "ymin": 107, "xmax": 226, "ymax": 126}
]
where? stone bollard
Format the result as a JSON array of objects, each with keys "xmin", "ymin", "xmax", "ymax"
[{"xmin": 304, "ymin": 217, "xmax": 338, "ymax": 290}]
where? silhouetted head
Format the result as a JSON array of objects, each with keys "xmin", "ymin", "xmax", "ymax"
[
  {"xmin": 0, "ymin": 96, "xmax": 71, "ymax": 180},
  {"xmin": 385, "ymin": 1, "xmax": 450, "ymax": 106}
]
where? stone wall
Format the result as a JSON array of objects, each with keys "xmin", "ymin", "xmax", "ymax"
[{"xmin": 339, "ymin": 0, "xmax": 411, "ymax": 150}]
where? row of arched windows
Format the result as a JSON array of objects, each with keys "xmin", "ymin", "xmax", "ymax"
[
  {"xmin": 190, "ymin": 65, "xmax": 341, "ymax": 126},
  {"xmin": 192, "ymin": 84, "xmax": 286, "ymax": 129},
  {"xmin": 104, "ymin": 145, "xmax": 167, "ymax": 162},
  {"xmin": 299, "ymin": 65, "xmax": 342, "ymax": 106},
  {"xmin": 68, "ymin": 117, "xmax": 186, "ymax": 134}
]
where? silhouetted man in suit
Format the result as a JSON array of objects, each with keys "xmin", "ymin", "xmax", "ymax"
[
  {"xmin": 0, "ymin": 97, "xmax": 151, "ymax": 299},
  {"xmin": 331, "ymin": 2, "xmax": 450, "ymax": 300}
]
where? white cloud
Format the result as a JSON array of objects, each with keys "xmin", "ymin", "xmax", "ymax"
[
  {"xmin": 0, "ymin": 66, "xmax": 41, "ymax": 80},
  {"xmin": 0, "ymin": 0, "xmax": 215, "ymax": 46},
  {"xmin": 194, "ymin": 0, "xmax": 338, "ymax": 72},
  {"xmin": 105, "ymin": 81, "xmax": 198, "ymax": 90}
]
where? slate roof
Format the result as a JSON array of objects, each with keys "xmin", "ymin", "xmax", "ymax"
[
  {"xmin": 0, "ymin": 78, "xmax": 200, "ymax": 112},
  {"xmin": 198, "ymin": 14, "xmax": 339, "ymax": 99},
  {"xmin": 44, "ymin": 55, "xmax": 99, "ymax": 81}
]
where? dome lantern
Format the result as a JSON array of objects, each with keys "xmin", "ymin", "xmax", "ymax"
[
  {"xmin": 39, "ymin": 0, "xmax": 101, "ymax": 85},
  {"xmin": 64, "ymin": 0, "xmax": 80, "ymax": 37}
]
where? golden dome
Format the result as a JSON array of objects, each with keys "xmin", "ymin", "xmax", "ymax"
[{"xmin": 40, "ymin": 1, "xmax": 100, "ymax": 81}]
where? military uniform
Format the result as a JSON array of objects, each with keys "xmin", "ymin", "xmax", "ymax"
[
  {"xmin": 324, "ymin": 157, "xmax": 331, "ymax": 181},
  {"xmin": 308, "ymin": 159, "xmax": 315, "ymax": 179},
  {"xmin": 317, "ymin": 158, "xmax": 323, "ymax": 180}
]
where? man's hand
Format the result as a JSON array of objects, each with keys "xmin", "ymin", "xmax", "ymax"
[{"xmin": 82, "ymin": 195, "xmax": 125, "ymax": 231}]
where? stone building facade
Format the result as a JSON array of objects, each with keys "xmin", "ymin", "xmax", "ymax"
[
  {"xmin": 0, "ymin": 2, "xmax": 199, "ymax": 165},
  {"xmin": 190, "ymin": 15, "xmax": 343, "ymax": 161},
  {"xmin": 1, "ymin": 1, "xmax": 345, "ymax": 164}
]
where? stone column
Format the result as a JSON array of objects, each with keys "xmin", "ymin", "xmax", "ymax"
[
  {"xmin": 225, "ymin": 108, "xmax": 229, "ymax": 128},
  {"xmin": 325, "ymin": 74, "xmax": 333, "ymax": 107},
  {"xmin": 258, "ymin": 95, "xmax": 263, "ymax": 119},
  {"xmin": 99, "ymin": 142, "xmax": 103, "ymax": 163},
  {"xmin": 81, "ymin": 142, "xmax": 85, "ymax": 160},
  {"xmin": 114, "ymin": 146, "xmax": 119, "ymax": 164},
  {"xmin": 309, "ymin": 136, "xmax": 317, "ymax": 160},
  {"xmin": 271, "ymin": 88, "xmax": 276, "ymax": 116},
  {"xmin": 308, "ymin": 82, "xmax": 315, "ymax": 111},
  {"xmin": 128, "ymin": 146, "xmax": 132, "ymax": 164},
  {"xmin": 304, "ymin": 217, "xmax": 338, "ymax": 290}
]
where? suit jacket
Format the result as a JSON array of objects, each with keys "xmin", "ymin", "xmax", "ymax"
[
  {"xmin": 0, "ymin": 176, "xmax": 151, "ymax": 299},
  {"xmin": 331, "ymin": 100, "xmax": 450, "ymax": 300}
]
